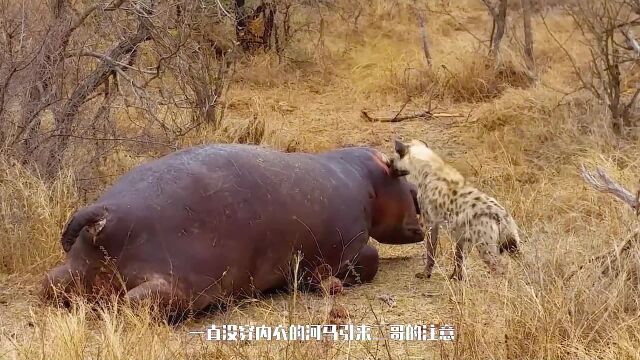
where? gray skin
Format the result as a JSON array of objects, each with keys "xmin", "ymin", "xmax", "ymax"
[{"xmin": 42, "ymin": 144, "xmax": 424, "ymax": 315}]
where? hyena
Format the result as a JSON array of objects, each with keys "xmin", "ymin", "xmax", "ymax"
[{"xmin": 388, "ymin": 139, "xmax": 520, "ymax": 280}]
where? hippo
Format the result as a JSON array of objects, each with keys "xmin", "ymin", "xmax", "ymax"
[{"xmin": 42, "ymin": 144, "xmax": 424, "ymax": 316}]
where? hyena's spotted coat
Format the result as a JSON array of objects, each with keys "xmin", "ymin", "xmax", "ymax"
[{"xmin": 389, "ymin": 139, "xmax": 520, "ymax": 280}]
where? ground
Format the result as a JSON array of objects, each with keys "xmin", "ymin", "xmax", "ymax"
[{"xmin": 2, "ymin": 0, "xmax": 640, "ymax": 359}]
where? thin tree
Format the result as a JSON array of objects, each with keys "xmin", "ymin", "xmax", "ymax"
[
  {"xmin": 521, "ymin": 0, "xmax": 535, "ymax": 72},
  {"xmin": 483, "ymin": 0, "xmax": 509, "ymax": 59}
]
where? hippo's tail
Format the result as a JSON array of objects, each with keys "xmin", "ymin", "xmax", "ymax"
[{"xmin": 60, "ymin": 206, "xmax": 108, "ymax": 252}]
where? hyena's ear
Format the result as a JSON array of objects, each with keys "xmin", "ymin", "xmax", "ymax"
[{"xmin": 393, "ymin": 139, "xmax": 408, "ymax": 158}]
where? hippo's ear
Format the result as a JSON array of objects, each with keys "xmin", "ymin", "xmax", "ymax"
[{"xmin": 393, "ymin": 139, "xmax": 408, "ymax": 158}]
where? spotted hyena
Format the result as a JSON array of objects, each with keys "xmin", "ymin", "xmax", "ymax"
[{"xmin": 388, "ymin": 139, "xmax": 520, "ymax": 280}]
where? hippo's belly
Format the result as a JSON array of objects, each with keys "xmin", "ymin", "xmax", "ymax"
[{"xmin": 103, "ymin": 182, "xmax": 368, "ymax": 298}]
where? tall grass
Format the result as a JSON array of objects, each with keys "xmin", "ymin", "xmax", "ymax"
[
  {"xmin": 2, "ymin": 0, "xmax": 640, "ymax": 359},
  {"xmin": 0, "ymin": 158, "xmax": 80, "ymax": 274}
]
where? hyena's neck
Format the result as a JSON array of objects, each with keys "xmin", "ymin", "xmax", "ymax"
[
  {"xmin": 409, "ymin": 159, "xmax": 464, "ymax": 189},
  {"xmin": 409, "ymin": 160, "xmax": 465, "ymax": 221}
]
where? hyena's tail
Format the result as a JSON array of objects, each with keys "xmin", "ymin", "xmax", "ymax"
[
  {"xmin": 60, "ymin": 206, "xmax": 108, "ymax": 253},
  {"xmin": 499, "ymin": 216, "xmax": 521, "ymax": 255}
]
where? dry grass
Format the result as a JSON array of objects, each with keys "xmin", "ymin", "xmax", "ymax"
[
  {"xmin": 0, "ymin": 159, "xmax": 77, "ymax": 274},
  {"xmin": 3, "ymin": 0, "xmax": 640, "ymax": 359}
]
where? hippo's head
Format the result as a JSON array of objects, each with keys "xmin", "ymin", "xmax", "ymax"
[{"xmin": 368, "ymin": 151, "xmax": 424, "ymax": 245}]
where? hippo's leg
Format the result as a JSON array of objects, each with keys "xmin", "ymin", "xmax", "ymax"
[
  {"xmin": 337, "ymin": 244, "xmax": 380, "ymax": 286},
  {"xmin": 41, "ymin": 263, "xmax": 75, "ymax": 305},
  {"xmin": 124, "ymin": 278, "xmax": 202, "ymax": 324},
  {"xmin": 41, "ymin": 231, "xmax": 105, "ymax": 305}
]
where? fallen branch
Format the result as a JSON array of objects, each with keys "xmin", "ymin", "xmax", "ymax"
[
  {"xmin": 361, "ymin": 110, "xmax": 462, "ymax": 123},
  {"xmin": 564, "ymin": 165, "xmax": 640, "ymax": 283},
  {"xmin": 580, "ymin": 164, "xmax": 640, "ymax": 215}
]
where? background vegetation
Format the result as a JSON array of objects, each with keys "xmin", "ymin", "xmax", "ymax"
[{"xmin": 2, "ymin": 0, "xmax": 640, "ymax": 358}]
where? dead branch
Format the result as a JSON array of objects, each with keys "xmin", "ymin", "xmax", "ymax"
[
  {"xmin": 565, "ymin": 229, "xmax": 640, "ymax": 281},
  {"xmin": 360, "ymin": 110, "xmax": 462, "ymax": 123},
  {"xmin": 580, "ymin": 164, "xmax": 640, "ymax": 213},
  {"xmin": 621, "ymin": 28, "xmax": 640, "ymax": 57},
  {"xmin": 67, "ymin": 51, "xmax": 157, "ymax": 74},
  {"xmin": 68, "ymin": 0, "xmax": 125, "ymax": 34},
  {"xmin": 45, "ymin": 1, "xmax": 156, "ymax": 176},
  {"xmin": 565, "ymin": 164, "xmax": 640, "ymax": 282},
  {"xmin": 481, "ymin": 0, "xmax": 498, "ymax": 18}
]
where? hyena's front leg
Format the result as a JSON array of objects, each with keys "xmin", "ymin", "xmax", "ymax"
[
  {"xmin": 417, "ymin": 224, "xmax": 440, "ymax": 279},
  {"xmin": 450, "ymin": 239, "xmax": 466, "ymax": 281}
]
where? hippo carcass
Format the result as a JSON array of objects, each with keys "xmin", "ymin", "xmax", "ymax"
[{"xmin": 42, "ymin": 144, "xmax": 424, "ymax": 313}]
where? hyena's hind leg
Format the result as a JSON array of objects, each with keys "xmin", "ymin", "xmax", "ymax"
[
  {"xmin": 473, "ymin": 219, "xmax": 505, "ymax": 275},
  {"xmin": 450, "ymin": 220, "xmax": 503, "ymax": 280}
]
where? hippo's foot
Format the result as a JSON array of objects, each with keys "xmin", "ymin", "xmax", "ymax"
[
  {"xmin": 337, "ymin": 244, "xmax": 380, "ymax": 286},
  {"xmin": 124, "ymin": 278, "xmax": 199, "ymax": 325},
  {"xmin": 415, "ymin": 263, "xmax": 435, "ymax": 279},
  {"xmin": 319, "ymin": 276, "xmax": 344, "ymax": 296}
]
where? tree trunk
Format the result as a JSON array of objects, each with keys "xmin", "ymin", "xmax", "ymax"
[
  {"xmin": 521, "ymin": 0, "xmax": 534, "ymax": 72},
  {"xmin": 262, "ymin": 3, "xmax": 275, "ymax": 50},
  {"xmin": 234, "ymin": 0, "xmax": 249, "ymax": 51},
  {"xmin": 416, "ymin": 10, "xmax": 432, "ymax": 67},
  {"xmin": 490, "ymin": 0, "xmax": 508, "ymax": 59}
]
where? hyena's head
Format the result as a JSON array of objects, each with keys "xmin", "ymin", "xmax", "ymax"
[{"xmin": 389, "ymin": 138, "xmax": 441, "ymax": 177}]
